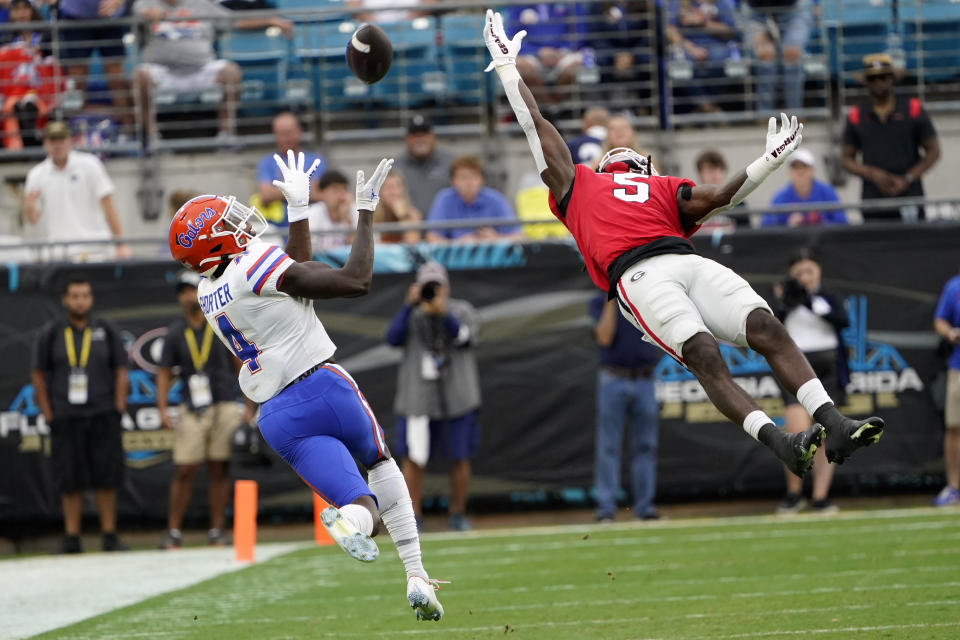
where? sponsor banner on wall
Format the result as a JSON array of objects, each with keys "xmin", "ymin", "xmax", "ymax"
[{"xmin": 0, "ymin": 228, "xmax": 955, "ymax": 528}]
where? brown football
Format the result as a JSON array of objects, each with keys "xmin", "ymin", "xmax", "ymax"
[{"xmin": 345, "ymin": 23, "xmax": 393, "ymax": 85}]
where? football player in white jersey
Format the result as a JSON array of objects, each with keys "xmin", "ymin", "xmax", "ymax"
[{"xmin": 168, "ymin": 150, "xmax": 444, "ymax": 622}]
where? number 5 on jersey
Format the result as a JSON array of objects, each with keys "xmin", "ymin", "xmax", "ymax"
[
  {"xmin": 612, "ymin": 173, "xmax": 651, "ymax": 203},
  {"xmin": 215, "ymin": 312, "xmax": 262, "ymax": 373}
]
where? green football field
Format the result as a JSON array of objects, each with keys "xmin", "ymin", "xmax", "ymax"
[{"xmin": 36, "ymin": 509, "xmax": 960, "ymax": 640}]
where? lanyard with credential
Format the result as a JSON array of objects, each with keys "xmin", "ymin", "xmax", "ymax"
[
  {"xmin": 64, "ymin": 327, "xmax": 92, "ymax": 369},
  {"xmin": 184, "ymin": 324, "xmax": 214, "ymax": 372}
]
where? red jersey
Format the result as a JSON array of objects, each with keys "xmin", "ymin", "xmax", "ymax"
[{"xmin": 548, "ymin": 164, "xmax": 698, "ymax": 292}]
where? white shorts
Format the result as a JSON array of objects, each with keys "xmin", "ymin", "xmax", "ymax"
[
  {"xmin": 615, "ymin": 253, "xmax": 771, "ymax": 364},
  {"xmin": 139, "ymin": 59, "xmax": 229, "ymax": 93}
]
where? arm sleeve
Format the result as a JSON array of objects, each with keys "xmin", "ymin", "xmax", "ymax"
[
  {"xmin": 91, "ymin": 156, "xmax": 115, "ymax": 199},
  {"xmin": 31, "ymin": 324, "xmax": 52, "ymax": 372},
  {"xmin": 241, "ymin": 245, "xmax": 295, "ymax": 297},
  {"xmin": 842, "ymin": 116, "xmax": 859, "ymax": 149},
  {"xmin": 158, "ymin": 325, "xmax": 179, "ymax": 368},
  {"xmin": 935, "ymin": 281, "xmax": 956, "ymax": 322},
  {"xmin": 916, "ymin": 109, "xmax": 937, "ymax": 144},
  {"xmin": 256, "ymin": 154, "xmax": 276, "ymax": 185},
  {"xmin": 385, "ymin": 305, "xmax": 413, "ymax": 346}
]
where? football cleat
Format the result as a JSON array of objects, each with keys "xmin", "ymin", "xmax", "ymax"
[
  {"xmin": 407, "ymin": 575, "xmax": 445, "ymax": 622},
  {"xmin": 320, "ymin": 506, "xmax": 379, "ymax": 563},
  {"xmin": 824, "ymin": 417, "xmax": 884, "ymax": 464},
  {"xmin": 780, "ymin": 423, "xmax": 824, "ymax": 478}
]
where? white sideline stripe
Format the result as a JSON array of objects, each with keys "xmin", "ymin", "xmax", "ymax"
[
  {"xmin": 719, "ymin": 622, "xmax": 960, "ymax": 638},
  {"xmin": 0, "ymin": 542, "xmax": 307, "ymax": 640},
  {"xmin": 421, "ymin": 506, "xmax": 954, "ymax": 543},
  {"xmin": 425, "ymin": 519, "xmax": 959, "ymax": 558}
]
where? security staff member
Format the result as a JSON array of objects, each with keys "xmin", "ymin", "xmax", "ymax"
[
  {"xmin": 156, "ymin": 271, "xmax": 253, "ymax": 549},
  {"xmin": 32, "ymin": 274, "xmax": 129, "ymax": 554}
]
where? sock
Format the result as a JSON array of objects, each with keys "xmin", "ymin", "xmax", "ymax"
[
  {"xmin": 742, "ymin": 410, "xmax": 773, "ymax": 441},
  {"xmin": 757, "ymin": 423, "xmax": 787, "ymax": 456},
  {"xmin": 368, "ymin": 458, "xmax": 427, "ymax": 580},
  {"xmin": 796, "ymin": 379, "xmax": 833, "ymax": 420},
  {"xmin": 339, "ymin": 503, "xmax": 374, "ymax": 537}
]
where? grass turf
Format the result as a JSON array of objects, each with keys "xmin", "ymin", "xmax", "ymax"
[{"xmin": 34, "ymin": 508, "xmax": 960, "ymax": 639}]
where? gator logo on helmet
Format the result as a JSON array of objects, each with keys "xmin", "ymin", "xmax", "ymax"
[{"xmin": 176, "ymin": 207, "xmax": 218, "ymax": 249}]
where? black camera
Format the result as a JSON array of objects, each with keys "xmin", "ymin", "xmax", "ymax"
[
  {"xmin": 781, "ymin": 277, "xmax": 809, "ymax": 309},
  {"xmin": 420, "ymin": 281, "xmax": 440, "ymax": 302}
]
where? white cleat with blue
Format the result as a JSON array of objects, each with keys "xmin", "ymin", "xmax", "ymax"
[
  {"xmin": 407, "ymin": 575, "xmax": 444, "ymax": 622},
  {"xmin": 319, "ymin": 506, "xmax": 379, "ymax": 562}
]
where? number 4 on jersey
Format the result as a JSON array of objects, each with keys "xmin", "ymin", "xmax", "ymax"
[
  {"xmin": 215, "ymin": 312, "xmax": 262, "ymax": 373},
  {"xmin": 612, "ymin": 173, "xmax": 651, "ymax": 203}
]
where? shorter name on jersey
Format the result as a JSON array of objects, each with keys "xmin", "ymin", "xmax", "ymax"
[{"xmin": 200, "ymin": 283, "xmax": 233, "ymax": 314}]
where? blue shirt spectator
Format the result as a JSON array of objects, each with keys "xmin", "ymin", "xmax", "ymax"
[
  {"xmin": 255, "ymin": 111, "xmax": 325, "ymax": 228},
  {"xmin": 761, "ymin": 149, "xmax": 846, "ymax": 227},
  {"xmin": 588, "ymin": 293, "xmax": 661, "ymax": 369},
  {"xmin": 666, "ymin": 0, "xmax": 738, "ymax": 62},
  {"xmin": 425, "ymin": 156, "xmax": 521, "ymax": 242},
  {"xmin": 935, "ymin": 275, "xmax": 960, "ymax": 371}
]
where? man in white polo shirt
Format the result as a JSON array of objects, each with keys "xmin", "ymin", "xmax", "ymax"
[{"xmin": 23, "ymin": 122, "xmax": 131, "ymax": 261}]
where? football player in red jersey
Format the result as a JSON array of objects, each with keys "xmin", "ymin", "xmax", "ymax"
[{"xmin": 483, "ymin": 9, "xmax": 883, "ymax": 475}]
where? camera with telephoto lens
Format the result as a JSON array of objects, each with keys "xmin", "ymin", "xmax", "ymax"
[
  {"xmin": 419, "ymin": 281, "xmax": 440, "ymax": 303},
  {"xmin": 780, "ymin": 277, "xmax": 810, "ymax": 310}
]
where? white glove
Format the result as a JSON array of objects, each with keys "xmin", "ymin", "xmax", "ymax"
[
  {"xmin": 355, "ymin": 158, "xmax": 394, "ymax": 212},
  {"xmin": 483, "ymin": 9, "xmax": 526, "ymax": 73},
  {"xmin": 272, "ymin": 149, "xmax": 321, "ymax": 223},
  {"xmin": 747, "ymin": 112, "xmax": 804, "ymax": 183}
]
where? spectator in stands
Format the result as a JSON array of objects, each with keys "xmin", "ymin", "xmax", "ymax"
[
  {"xmin": 373, "ymin": 171, "xmax": 422, "ymax": 244},
  {"xmin": 742, "ymin": 0, "xmax": 813, "ymax": 112},
  {"xmin": 507, "ymin": 3, "xmax": 588, "ymax": 107},
  {"xmin": 772, "ymin": 251, "xmax": 848, "ymax": 515},
  {"xmin": 0, "ymin": 0, "xmax": 61, "ymax": 149},
  {"xmin": 385, "ymin": 261, "xmax": 481, "ymax": 532},
  {"xmin": 308, "ymin": 169, "xmax": 358, "ymax": 250},
  {"xmin": 693, "ymin": 149, "xmax": 743, "ymax": 231},
  {"xmin": 842, "ymin": 53, "xmax": 941, "ymax": 222},
  {"xmin": 590, "ymin": 293, "xmax": 661, "ymax": 522},
  {"xmin": 56, "ymin": 0, "xmax": 133, "ymax": 129},
  {"xmin": 255, "ymin": 111, "xmax": 325, "ymax": 230},
  {"xmin": 515, "ymin": 171, "xmax": 569, "ymax": 240},
  {"xmin": 585, "ymin": 1, "xmax": 652, "ymax": 110},
  {"xmin": 156, "ymin": 271, "xmax": 253, "ymax": 549},
  {"xmin": 567, "ymin": 106, "xmax": 609, "ymax": 166},
  {"xmin": 933, "ymin": 270, "xmax": 960, "ymax": 507},
  {"xmin": 591, "ymin": 113, "xmax": 642, "ymax": 170},
  {"xmin": 346, "ymin": 0, "xmax": 435, "ymax": 23},
  {"xmin": 426, "ymin": 155, "xmax": 523, "ymax": 244},
  {"xmin": 394, "ymin": 114, "xmax": 453, "ymax": 220},
  {"xmin": 132, "ymin": 0, "xmax": 292, "ymax": 142},
  {"xmin": 31, "ymin": 274, "xmax": 130, "ymax": 554},
  {"xmin": 23, "ymin": 121, "xmax": 131, "ymax": 260},
  {"xmin": 762, "ymin": 148, "xmax": 845, "ymax": 227},
  {"xmin": 665, "ymin": 0, "xmax": 739, "ymax": 114}
]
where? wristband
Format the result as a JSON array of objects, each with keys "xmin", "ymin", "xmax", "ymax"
[{"xmin": 287, "ymin": 204, "xmax": 309, "ymax": 223}]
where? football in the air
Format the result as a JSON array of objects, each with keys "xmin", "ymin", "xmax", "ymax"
[{"xmin": 345, "ymin": 23, "xmax": 393, "ymax": 85}]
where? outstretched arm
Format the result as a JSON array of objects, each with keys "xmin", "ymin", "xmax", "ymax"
[
  {"xmin": 484, "ymin": 9, "xmax": 574, "ymax": 200},
  {"xmin": 678, "ymin": 113, "xmax": 803, "ymax": 229},
  {"xmin": 269, "ymin": 152, "xmax": 393, "ymax": 299}
]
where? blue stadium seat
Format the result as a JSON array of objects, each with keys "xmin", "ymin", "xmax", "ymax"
[
  {"xmin": 439, "ymin": 13, "xmax": 487, "ymax": 104},
  {"xmin": 374, "ymin": 18, "xmax": 442, "ymax": 108},
  {"xmin": 901, "ymin": 2, "xmax": 960, "ymax": 82},
  {"xmin": 218, "ymin": 29, "xmax": 288, "ymax": 109},
  {"xmin": 275, "ymin": 0, "xmax": 347, "ymax": 22},
  {"xmin": 315, "ymin": 21, "xmax": 371, "ymax": 111},
  {"xmin": 821, "ymin": 1, "xmax": 894, "ymax": 78}
]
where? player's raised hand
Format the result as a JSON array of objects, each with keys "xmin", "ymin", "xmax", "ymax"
[
  {"xmin": 483, "ymin": 9, "xmax": 526, "ymax": 72},
  {"xmin": 355, "ymin": 158, "xmax": 394, "ymax": 212},
  {"xmin": 272, "ymin": 149, "xmax": 321, "ymax": 214},
  {"xmin": 763, "ymin": 112, "xmax": 803, "ymax": 167}
]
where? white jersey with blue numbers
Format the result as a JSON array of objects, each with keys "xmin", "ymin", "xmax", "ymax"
[{"xmin": 197, "ymin": 240, "xmax": 336, "ymax": 403}]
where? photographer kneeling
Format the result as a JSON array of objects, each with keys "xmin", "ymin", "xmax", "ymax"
[
  {"xmin": 773, "ymin": 250, "xmax": 850, "ymax": 514},
  {"xmin": 385, "ymin": 262, "xmax": 481, "ymax": 532}
]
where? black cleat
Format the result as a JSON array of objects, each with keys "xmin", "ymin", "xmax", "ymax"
[
  {"xmin": 781, "ymin": 424, "xmax": 825, "ymax": 478},
  {"xmin": 825, "ymin": 417, "xmax": 884, "ymax": 464}
]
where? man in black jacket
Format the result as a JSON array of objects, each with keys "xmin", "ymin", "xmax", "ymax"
[{"xmin": 772, "ymin": 251, "xmax": 849, "ymax": 514}]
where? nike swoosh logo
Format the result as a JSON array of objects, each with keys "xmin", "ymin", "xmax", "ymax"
[{"xmin": 350, "ymin": 32, "xmax": 371, "ymax": 54}]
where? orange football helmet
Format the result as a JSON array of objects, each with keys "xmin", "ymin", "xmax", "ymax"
[{"xmin": 168, "ymin": 195, "xmax": 268, "ymax": 275}]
